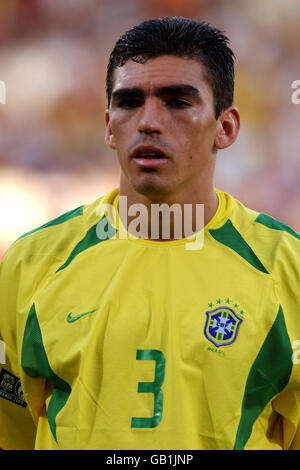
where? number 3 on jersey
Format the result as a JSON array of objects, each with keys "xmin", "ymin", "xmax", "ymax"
[{"xmin": 131, "ymin": 349, "xmax": 166, "ymax": 429}]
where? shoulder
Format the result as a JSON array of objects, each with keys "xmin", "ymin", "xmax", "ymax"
[
  {"xmin": 2, "ymin": 204, "xmax": 85, "ymax": 273},
  {"xmin": 228, "ymin": 194, "xmax": 300, "ymax": 276},
  {"xmin": 0, "ymin": 189, "xmax": 118, "ymax": 282}
]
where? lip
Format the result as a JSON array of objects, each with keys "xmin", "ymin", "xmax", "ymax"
[
  {"xmin": 132, "ymin": 157, "xmax": 169, "ymax": 168},
  {"xmin": 130, "ymin": 145, "xmax": 170, "ymax": 168}
]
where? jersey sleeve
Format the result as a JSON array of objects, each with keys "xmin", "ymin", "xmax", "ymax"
[
  {"xmin": 290, "ymin": 423, "xmax": 300, "ymax": 449},
  {"xmin": 271, "ymin": 234, "xmax": 300, "ymax": 450},
  {"xmin": 0, "ymin": 247, "xmax": 37, "ymax": 450},
  {"xmin": 237, "ymin": 214, "xmax": 300, "ymax": 450}
]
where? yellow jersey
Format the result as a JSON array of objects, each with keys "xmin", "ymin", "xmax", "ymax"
[{"xmin": 0, "ymin": 188, "xmax": 300, "ymax": 450}]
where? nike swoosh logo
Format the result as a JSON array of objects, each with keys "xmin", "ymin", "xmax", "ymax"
[{"xmin": 67, "ymin": 309, "xmax": 98, "ymax": 323}]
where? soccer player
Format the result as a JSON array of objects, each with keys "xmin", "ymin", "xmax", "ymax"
[{"xmin": 0, "ymin": 17, "xmax": 300, "ymax": 450}]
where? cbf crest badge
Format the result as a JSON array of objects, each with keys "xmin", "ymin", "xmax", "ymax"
[{"xmin": 204, "ymin": 304, "xmax": 243, "ymax": 348}]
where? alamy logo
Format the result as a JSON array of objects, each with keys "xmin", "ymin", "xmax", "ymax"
[
  {"xmin": 291, "ymin": 81, "xmax": 300, "ymax": 105},
  {"xmin": 292, "ymin": 340, "xmax": 300, "ymax": 365},
  {"xmin": 96, "ymin": 196, "xmax": 205, "ymax": 250},
  {"xmin": 0, "ymin": 80, "xmax": 6, "ymax": 104},
  {"xmin": 0, "ymin": 340, "xmax": 5, "ymax": 364}
]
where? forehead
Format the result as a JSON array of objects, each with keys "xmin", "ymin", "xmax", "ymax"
[{"xmin": 112, "ymin": 55, "xmax": 212, "ymax": 94}]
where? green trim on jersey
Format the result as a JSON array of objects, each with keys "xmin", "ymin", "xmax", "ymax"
[
  {"xmin": 209, "ymin": 219, "xmax": 268, "ymax": 274},
  {"xmin": 56, "ymin": 215, "xmax": 117, "ymax": 273},
  {"xmin": 2, "ymin": 188, "xmax": 299, "ymax": 450},
  {"xmin": 234, "ymin": 305, "xmax": 293, "ymax": 449},
  {"xmin": 16, "ymin": 206, "xmax": 84, "ymax": 242},
  {"xmin": 255, "ymin": 213, "xmax": 300, "ymax": 240},
  {"xmin": 21, "ymin": 304, "xmax": 71, "ymax": 442}
]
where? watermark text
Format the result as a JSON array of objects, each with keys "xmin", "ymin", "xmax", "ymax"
[
  {"xmin": 0, "ymin": 340, "xmax": 6, "ymax": 364},
  {"xmin": 96, "ymin": 197, "xmax": 205, "ymax": 250},
  {"xmin": 292, "ymin": 340, "xmax": 300, "ymax": 365},
  {"xmin": 0, "ymin": 80, "xmax": 6, "ymax": 104},
  {"xmin": 291, "ymin": 80, "xmax": 300, "ymax": 105}
]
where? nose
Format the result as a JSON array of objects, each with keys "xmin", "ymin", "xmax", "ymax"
[{"xmin": 137, "ymin": 98, "xmax": 164, "ymax": 135}]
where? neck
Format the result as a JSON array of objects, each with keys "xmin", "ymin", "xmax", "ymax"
[{"xmin": 118, "ymin": 175, "xmax": 219, "ymax": 242}]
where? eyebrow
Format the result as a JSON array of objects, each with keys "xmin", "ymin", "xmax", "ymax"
[{"xmin": 111, "ymin": 84, "xmax": 201, "ymax": 104}]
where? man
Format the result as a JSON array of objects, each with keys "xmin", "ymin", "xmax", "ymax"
[{"xmin": 0, "ymin": 17, "xmax": 299, "ymax": 450}]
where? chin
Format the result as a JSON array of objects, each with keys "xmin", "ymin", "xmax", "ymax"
[{"xmin": 133, "ymin": 178, "xmax": 171, "ymax": 199}]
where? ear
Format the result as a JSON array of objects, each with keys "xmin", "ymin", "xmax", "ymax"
[
  {"xmin": 105, "ymin": 109, "xmax": 116, "ymax": 150},
  {"xmin": 214, "ymin": 106, "xmax": 240, "ymax": 150}
]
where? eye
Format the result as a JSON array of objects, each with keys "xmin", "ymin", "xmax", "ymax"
[
  {"xmin": 165, "ymin": 98, "xmax": 191, "ymax": 109},
  {"xmin": 117, "ymin": 99, "xmax": 142, "ymax": 109}
]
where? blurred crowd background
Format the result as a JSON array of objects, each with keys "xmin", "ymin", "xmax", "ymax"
[{"xmin": 0, "ymin": 0, "xmax": 300, "ymax": 258}]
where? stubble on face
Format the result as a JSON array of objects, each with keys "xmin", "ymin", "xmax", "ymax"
[{"xmin": 106, "ymin": 55, "xmax": 219, "ymax": 205}]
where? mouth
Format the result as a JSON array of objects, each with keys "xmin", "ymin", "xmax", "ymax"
[{"xmin": 130, "ymin": 145, "xmax": 170, "ymax": 168}]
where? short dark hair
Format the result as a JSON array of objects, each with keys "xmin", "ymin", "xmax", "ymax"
[{"xmin": 106, "ymin": 17, "xmax": 235, "ymax": 118}]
